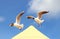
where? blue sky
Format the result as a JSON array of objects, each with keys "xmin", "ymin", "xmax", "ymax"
[{"xmin": 0, "ymin": 0, "xmax": 60, "ymax": 39}]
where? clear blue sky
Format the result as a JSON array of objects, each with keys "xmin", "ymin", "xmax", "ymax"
[{"xmin": 0, "ymin": 0, "xmax": 60, "ymax": 39}]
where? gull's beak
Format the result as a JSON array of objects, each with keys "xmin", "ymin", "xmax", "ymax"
[
  {"xmin": 9, "ymin": 24, "xmax": 12, "ymax": 26},
  {"xmin": 9, "ymin": 23, "xmax": 14, "ymax": 27}
]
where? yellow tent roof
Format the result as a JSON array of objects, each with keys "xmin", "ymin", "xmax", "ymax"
[{"xmin": 12, "ymin": 25, "xmax": 49, "ymax": 39}]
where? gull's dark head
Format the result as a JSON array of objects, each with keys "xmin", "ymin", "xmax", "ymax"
[{"xmin": 9, "ymin": 23, "xmax": 14, "ymax": 27}]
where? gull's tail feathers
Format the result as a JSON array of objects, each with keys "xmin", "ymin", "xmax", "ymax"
[{"xmin": 18, "ymin": 24, "xmax": 24, "ymax": 30}]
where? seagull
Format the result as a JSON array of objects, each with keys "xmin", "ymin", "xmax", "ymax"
[
  {"xmin": 9, "ymin": 11, "xmax": 24, "ymax": 30},
  {"xmin": 27, "ymin": 11, "xmax": 48, "ymax": 26}
]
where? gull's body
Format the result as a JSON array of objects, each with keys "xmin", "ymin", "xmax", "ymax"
[
  {"xmin": 9, "ymin": 11, "xmax": 24, "ymax": 30},
  {"xmin": 13, "ymin": 23, "xmax": 24, "ymax": 29},
  {"xmin": 34, "ymin": 18, "xmax": 44, "ymax": 24},
  {"xmin": 27, "ymin": 11, "xmax": 48, "ymax": 26}
]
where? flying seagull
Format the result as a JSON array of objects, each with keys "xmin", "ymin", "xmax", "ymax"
[
  {"xmin": 27, "ymin": 11, "xmax": 48, "ymax": 26},
  {"xmin": 9, "ymin": 11, "xmax": 24, "ymax": 30}
]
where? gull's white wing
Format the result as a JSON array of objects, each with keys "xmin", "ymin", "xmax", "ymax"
[
  {"xmin": 37, "ymin": 11, "xmax": 48, "ymax": 19},
  {"xmin": 16, "ymin": 11, "xmax": 24, "ymax": 24}
]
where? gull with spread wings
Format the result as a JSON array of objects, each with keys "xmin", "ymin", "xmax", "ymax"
[
  {"xmin": 9, "ymin": 11, "xmax": 24, "ymax": 30},
  {"xmin": 27, "ymin": 11, "xmax": 48, "ymax": 26}
]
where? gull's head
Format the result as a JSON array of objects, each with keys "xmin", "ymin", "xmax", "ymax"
[{"xmin": 9, "ymin": 23, "xmax": 14, "ymax": 26}]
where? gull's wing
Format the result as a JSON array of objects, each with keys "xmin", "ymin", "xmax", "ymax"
[
  {"xmin": 16, "ymin": 11, "xmax": 24, "ymax": 24},
  {"xmin": 27, "ymin": 16, "xmax": 34, "ymax": 19},
  {"xmin": 37, "ymin": 11, "xmax": 48, "ymax": 19}
]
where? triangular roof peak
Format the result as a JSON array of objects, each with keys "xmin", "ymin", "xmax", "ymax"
[{"xmin": 12, "ymin": 25, "xmax": 49, "ymax": 39}]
